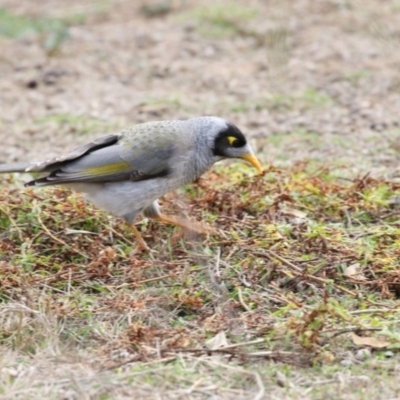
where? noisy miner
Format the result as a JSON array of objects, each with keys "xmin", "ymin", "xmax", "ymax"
[{"xmin": 0, "ymin": 116, "xmax": 262, "ymax": 250}]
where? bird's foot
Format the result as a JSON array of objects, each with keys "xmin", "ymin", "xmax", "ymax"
[{"xmin": 155, "ymin": 214, "xmax": 217, "ymax": 236}]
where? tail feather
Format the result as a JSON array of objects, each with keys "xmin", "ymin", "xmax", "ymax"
[{"xmin": 0, "ymin": 162, "xmax": 34, "ymax": 173}]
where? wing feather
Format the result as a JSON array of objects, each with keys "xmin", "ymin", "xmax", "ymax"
[
  {"xmin": 25, "ymin": 122, "xmax": 187, "ymax": 187},
  {"xmin": 27, "ymin": 134, "xmax": 120, "ymax": 172}
]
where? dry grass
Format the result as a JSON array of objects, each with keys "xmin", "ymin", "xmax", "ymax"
[
  {"xmin": 1, "ymin": 0, "xmax": 400, "ymax": 399},
  {"xmin": 2, "ymin": 164, "xmax": 400, "ymax": 398}
]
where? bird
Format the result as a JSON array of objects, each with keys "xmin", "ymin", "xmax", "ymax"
[{"xmin": 0, "ymin": 116, "xmax": 262, "ymax": 250}]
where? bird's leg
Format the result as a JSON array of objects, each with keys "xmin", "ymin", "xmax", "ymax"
[
  {"xmin": 153, "ymin": 214, "xmax": 208, "ymax": 234},
  {"xmin": 128, "ymin": 224, "xmax": 150, "ymax": 252},
  {"xmin": 143, "ymin": 200, "xmax": 213, "ymax": 235}
]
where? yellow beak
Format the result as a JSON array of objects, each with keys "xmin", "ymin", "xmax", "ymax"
[{"xmin": 242, "ymin": 153, "xmax": 263, "ymax": 173}]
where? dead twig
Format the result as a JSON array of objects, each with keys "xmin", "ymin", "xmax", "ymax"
[
  {"xmin": 349, "ymin": 308, "xmax": 397, "ymax": 315},
  {"xmin": 324, "ymin": 327, "xmax": 383, "ymax": 342},
  {"xmin": 252, "ymin": 249, "xmax": 357, "ymax": 296},
  {"xmin": 237, "ymin": 287, "xmax": 252, "ymax": 312}
]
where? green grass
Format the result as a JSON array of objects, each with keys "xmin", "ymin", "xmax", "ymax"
[
  {"xmin": 181, "ymin": 2, "xmax": 259, "ymax": 38},
  {"xmin": 0, "ymin": 7, "xmax": 85, "ymax": 54},
  {"xmin": 34, "ymin": 113, "xmax": 122, "ymax": 136},
  {"xmin": 139, "ymin": 96, "xmax": 186, "ymax": 113},
  {"xmin": 226, "ymin": 88, "xmax": 335, "ymax": 114}
]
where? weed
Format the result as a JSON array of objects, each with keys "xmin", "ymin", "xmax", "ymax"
[
  {"xmin": 0, "ymin": 8, "xmax": 85, "ymax": 55},
  {"xmin": 184, "ymin": 3, "xmax": 258, "ymax": 38}
]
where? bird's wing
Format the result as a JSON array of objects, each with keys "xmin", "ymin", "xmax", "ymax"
[
  {"xmin": 27, "ymin": 134, "xmax": 120, "ymax": 172},
  {"xmin": 26, "ymin": 125, "xmax": 183, "ymax": 186}
]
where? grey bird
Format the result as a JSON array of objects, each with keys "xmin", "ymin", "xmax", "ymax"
[{"xmin": 0, "ymin": 116, "xmax": 262, "ymax": 250}]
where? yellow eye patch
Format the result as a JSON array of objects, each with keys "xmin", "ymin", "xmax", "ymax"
[{"xmin": 227, "ymin": 136, "xmax": 238, "ymax": 146}]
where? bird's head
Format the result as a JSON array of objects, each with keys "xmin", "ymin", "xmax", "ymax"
[{"xmin": 206, "ymin": 118, "xmax": 262, "ymax": 173}]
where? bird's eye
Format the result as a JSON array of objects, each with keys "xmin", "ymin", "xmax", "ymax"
[{"xmin": 227, "ymin": 136, "xmax": 240, "ymax": 148}]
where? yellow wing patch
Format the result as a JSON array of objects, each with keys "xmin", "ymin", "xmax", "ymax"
[{"xmin": 84, "ymin": 161, "xmax": 131, "ymax": 176}]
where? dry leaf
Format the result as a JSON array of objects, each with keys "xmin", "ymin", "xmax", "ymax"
[
  {"xmin": 205, "ymin": 331, "xmax": 229, "ymax": 350},
  {"xmin": 351, "ymin": 333, "xmax": 391, "ymax": 349},
  {"xmin": 263, "ymin": 224, "xmax": 283, "ymax": 240},
  {"xmin": 343, "ymin": 263, "xmax": 366, "ymax": 280},
  {"xmin": 281, "ymin": 208, "xmax": 307, "ymax": 219},
  {"xmin": 99, "ymin": 247, "xmax": 117, "ymax": 260}
]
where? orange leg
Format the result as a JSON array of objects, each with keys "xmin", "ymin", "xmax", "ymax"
[
  {"xmin": 154, "ymin": 214, "xmax": 213, "ymax": 235},
  {"xmin": 128, "ymin": 224, "xmax": 150, "ymax": 252}
]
